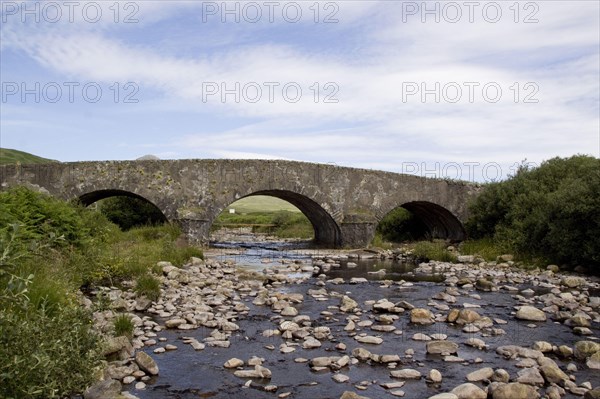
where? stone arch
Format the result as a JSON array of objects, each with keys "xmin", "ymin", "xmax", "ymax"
[
  {"xmin": 211, "ymin": 189, "xmax": 342, "ymax": 247},
  {"xmin": 76, "ymin": 189, "xmax": 168, "ymax": 223},
  {"xmin": 378, "ymin": 201, "xmax": 466, "ymax": 242},
  {"xmin": 399, "ymin": 201, "xmax": 466, "ymax": 241}
]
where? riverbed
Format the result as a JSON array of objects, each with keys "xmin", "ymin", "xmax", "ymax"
[{"xmin": 123, "ymin": 238, "xmax": 599, "ymax": 399}]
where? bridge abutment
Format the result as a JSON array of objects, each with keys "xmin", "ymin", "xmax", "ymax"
[
  {"xmin": 340, "ymin": 222, "xmax": 377, "ymax": 248},
  {"xmin": 176, "ymin": 218, "xmax": 211, "ymax": 245}
]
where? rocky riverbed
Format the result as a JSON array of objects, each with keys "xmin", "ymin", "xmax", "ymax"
[{"xmin": 83, "ymin": 249, "xmax": 600, "ymax": 399}]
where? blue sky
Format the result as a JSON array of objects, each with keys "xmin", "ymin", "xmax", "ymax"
[{"xmin": 1, "ymin": 0, "xmax": 598, "ymax": 182}]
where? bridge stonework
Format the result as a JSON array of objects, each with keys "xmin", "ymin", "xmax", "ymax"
[{"xmin": 0, "ymin": 160, "xmax": 481, "ymax": 248}]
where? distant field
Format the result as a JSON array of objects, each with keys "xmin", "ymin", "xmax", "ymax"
[
  {"xmin": 226, "ymin": 195, "xmax": 301, "ymax": 213},
  {"xmin": 0, "ymin": 148, "xmax": 57, "ymax": 165}
]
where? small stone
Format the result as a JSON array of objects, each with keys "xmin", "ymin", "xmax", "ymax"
[
  {"xmin": 165, "ymin": 318, "xmax": 186, "ymax": 328},
  {"xmin": 492, "ymin": 369, "xmax": 510, "ymax": 383},
  {"xmin": 465, "ymin": 338, "xmax": 486, "ymax": 349},
  {"xmin": 586, "ymin": 351, "xmax": 600, "ymax": 369},
  {"xmin": 333, "ymin": 374, "xmax": 350, "ymax": 383},
  {"xmin": 413, "ymin": 333, "xmax": 432, "ymax": 341},
  {"xmin": 355, "ymin": 335, "xmax": 383, "ymax": 345},
  {"xmin": 515, "ymin": 306, "xmax": 546, "ymax": 322},
  {"xmin": 303, "ymin": 337, "xmax": 322, "ymax": 349},
  {"xmin": 233, "ymin": 365, "xmax": 272, "ymax": 379},
  {"xmin": 281, "ymin": 306, "xmax": 298, "ymax": 317},
  {"xmin": 381, "ymin": 381, "xmax": 405, "ymax": 389},
  {"xmin": 352, "ymin": 347, "xmax": 372, "ymax": 361},
  {"xmin": 135, "ymin": 382, "xmax": 146, "ymax": 390},
  {"xmin": 466, "ymin": 367, "xmax": 493, "ymax": 382},
  {"xmin": 340, "ymin": 391, "xmax": 370, "ymax": 399},
  {"xmin": 224, "ymin": 358, "xmax": 244, "ymax": 368},
  {"xmin": 390, "ymin": 369, "xmax": 421, "ymax": 379},
  {"xmin": 451, "ymin": 383, "xmax": 486, "ymax": 399},
  {"xmin": 532, "ymin": 341, "xmax": 553, "ymax": 353},
  {"xmin": 427, "ymin": 340, "xmax": 458, "ymax": 355},
  {"xmin": 428, "ymin": 394, "xmax": 458, "ymax": 399},
  {"xmin": 429, "ymin": 369, "xmax": 443, "ymax": 383}
]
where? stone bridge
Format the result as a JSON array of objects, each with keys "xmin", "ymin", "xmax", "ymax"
[{"xmin": 0, "ymin": 160, "xmax": 480, "ymax": 247}]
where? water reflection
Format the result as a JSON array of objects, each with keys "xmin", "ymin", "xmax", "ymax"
[{"xmin": 209, "ymin": 238, "xmax": 444, "ymax": 283}]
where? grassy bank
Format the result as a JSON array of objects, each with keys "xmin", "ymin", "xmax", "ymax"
[
  {"xmin": 213, "ymin": 209, "xmax": 314, "ymax": 239},
  {"xmin": 0, "ymin": 187, "xmax": 202, "ymax": 398}
]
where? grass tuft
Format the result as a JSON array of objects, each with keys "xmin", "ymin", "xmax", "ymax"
[
  {"xmin": 113, "ymin": 314, "xmax": 135, "ymax": 339},
  {"xmin": 134, "ymin": 274, "xmax": 161, "ymax": 302}
]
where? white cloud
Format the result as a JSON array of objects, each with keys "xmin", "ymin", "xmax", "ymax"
[{"xmin": 1, "ymin": 0, "xmax": 598, "ymax": 178}]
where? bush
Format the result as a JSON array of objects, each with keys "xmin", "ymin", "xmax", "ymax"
[
  {"xmin": 98, "ymin": 196, "xmax": 166, "ymax": 230},
  {"xmin": 0, "ymin": 187, "xmax": 115, "ymax": 250},
  {"xmin": 412, "ymin": 240, "xmax": 457, "ymax": 263},
  {"xmin": 466, "ymin": 155, "xmax": 600, "ymax": 270},
  {"xmin": 376, "ymin": 207, "xmax": 428, "ymax": 242},
  {"xmin": 0, "ymin": 305, "xmax": 99, "ymax": 399},
  {"xmin": 0, "ymin": 187, "xmax": 203, "ymax": 397}
]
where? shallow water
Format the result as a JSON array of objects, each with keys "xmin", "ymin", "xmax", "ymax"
[{"xmin": 132, "ymin": 241, "xmax": 599, "ymax": 399}]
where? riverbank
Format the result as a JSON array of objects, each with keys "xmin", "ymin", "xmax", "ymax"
[{"xmin": 82, "ymin": 245, "xmax": 600, "ymax": 399}]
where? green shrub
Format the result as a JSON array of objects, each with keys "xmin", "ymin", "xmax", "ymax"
[
  {"xmin": 134, "ymin": 274, "xmax": 161, "ymax": 301},
  {"xmin": 113, "ymin": 313, "xmax": 135, "ymax": 339},
  {"xmin": 98, "ymin": 196, "xmax": 166, "ymax": 230},
  {"xmin": 460, "ymin": 238, "xmax": 505, "ymax": 262},
  {"xmin": 466, "ymin": 155, "xmax": 600, "ymax": 270},
  {"xmin": 0, "ymin": 305, "xmax": 100, "ymax": 399},
  {"xmin": 162, "ymin": 243, "xmax": 204, "ymax": 266},
  {"xmin": 376, "ymin": 207, "xmax": 428, "ymax": 242},
  {"xmin": 0, "ymin": 188, "xmax": 201, "ymax": 397},
  {"xmin": 412, "ymin": 240, "xmax": 457, "ymax": 263}
]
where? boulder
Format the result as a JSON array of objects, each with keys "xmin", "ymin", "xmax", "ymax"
[
  {"xmin": 466, "ymin": 367, "xmax": 493, "ymax": 382},
  {"xmin": 515, "ymin": 306, "xmax": 546, "ymax": 322},
  {"xmin": 561, "ymin": 276, "xmax": 586, "ymax": 288},
  {"xmin": 102, "ymin": 336, "xmax": 134, "ymax": 360},
  {"xmin": 586, "ymin": 351, "xmax": 600, "ymax": 369},
  {"xmin": 539, "ymin": 363, "xmax": 569, "ymax": 385},
  {"xmin": 84, "ymin": 379, "xmax": 122, "ymax": 399},
  {"xmin": 451, "ymin": 383, "xmax": 487, "ymax": 399},
  {"xmin": 427, "ymin": 340, "xmax": 459, "ymax": 355},
  {"xmin": 516, "ymin": 368, "xmax": 544, "ymax": 386},
  {"xmin": 410, "ymin": 308, "xmax": 434, "ymax": 325},
  {"xmin": 492, "ymin": 382, "xmax": 540, "ymax": 399},
  {"xmin": 135, "ymin": 352, "xmax": 159, "ymax": 375},
  {"xmin": 574, "ymin": 341, "xmax": 600, "ymax": 360}
]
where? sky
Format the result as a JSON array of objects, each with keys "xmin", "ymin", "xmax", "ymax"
[{"xmin": 1, "ymin": 0, "xmax": 599, "ymax": 182}]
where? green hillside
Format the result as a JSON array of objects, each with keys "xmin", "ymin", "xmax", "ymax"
[
  {"xmin": 226, "ymin": 195, "xmax": 301, "ymax": 213},
  {"xmin": 0, "ymin": 148, "xmax": 57, "ymax": 165}
]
